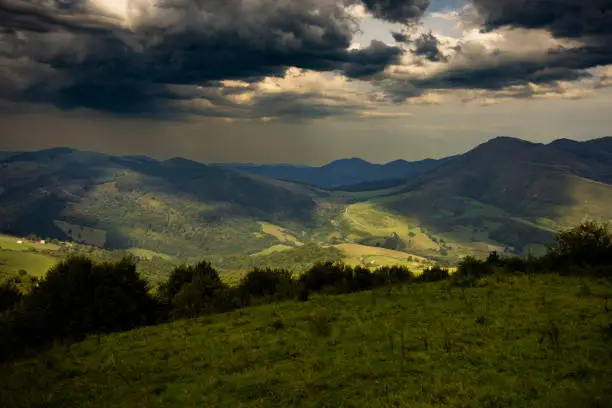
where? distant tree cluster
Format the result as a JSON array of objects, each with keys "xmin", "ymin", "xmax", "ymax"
[{"xmin": 452, "ymin": 221, "xmax": 612, "ymax": 286}]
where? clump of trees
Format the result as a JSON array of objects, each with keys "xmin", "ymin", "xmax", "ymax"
[
  {"xmin": 0, "ymin": 256, "xmax": 163, "ymax": 361},
  {"xmin": 545, "ymin": 220, "xmax": 612, "ymax": 275}
]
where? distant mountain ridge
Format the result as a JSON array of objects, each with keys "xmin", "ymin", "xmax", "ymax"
[{"xmin": 218, "ymin": 156, "xmax": 452, "ymax": 189}]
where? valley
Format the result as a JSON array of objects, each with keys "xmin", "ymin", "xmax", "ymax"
[{"xmin": 1, "ymin": 136, "xmax": 612, "ymax": 283}]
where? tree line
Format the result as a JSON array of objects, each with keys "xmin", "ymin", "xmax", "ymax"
[{"xmin": 0, "ymin": 220, "xmax": 611, "ymax": 361}]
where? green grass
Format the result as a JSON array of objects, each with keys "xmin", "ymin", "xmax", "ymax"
[
  {"xmin": 333, "ymin": 243, "xmax": 430, "ymax": 269},
  {"xmin": 342, "ymin": 203, "xmax": 439, "ymax": 251},
  {"xmin": 2, "ymin": 274, "xmax": 611, "ymax": 407},
  {"xmin": 250, "ymin": 244, "xmax": 295, "ymax": 256},
  {"xmin": 0, "ymin": 250, "xmax": 58, "ymax": 279},
  {"xmin": 258, "ymin": 222, "xmax": 304, "ymax": 246},
  {"xmin": 127, "ymin": 248, "xmax": 175, "ymax": 261}
]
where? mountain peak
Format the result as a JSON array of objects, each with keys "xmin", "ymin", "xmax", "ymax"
[
  {"xmin": 485, "ymin": 136, "xmax": 538, "ymax": 147},
  {"xmin": 164, "ymin": 157, "xmax": 203, "ymax": 166},
  {"xmin": 321, "ymin": 157, "xmax": 373, "ymax": 170}
]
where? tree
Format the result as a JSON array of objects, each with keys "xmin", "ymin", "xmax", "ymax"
[
  {"xmin": 237, "ymin": 267, "xmax": 295, "ymax": 304},
  {"xmin": 158, "ymin": 261, "xmax": 220, "ymax": 305},
  {"xmin": 546, "ymin": 220, "xmax": 612, "ymax": 273},
  {"xmin": 158, "ymin": 261, "xmax": 232, "ymax": 318}
]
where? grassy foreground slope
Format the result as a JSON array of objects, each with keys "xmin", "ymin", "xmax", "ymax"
[{"xmin": 2, "ymin": 274, "xmax": 611, "ymax": 408}]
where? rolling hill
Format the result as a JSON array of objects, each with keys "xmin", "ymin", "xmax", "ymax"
[
  {"xmin": 0, "ymin": 148, "xmax": 325, "ymax": 258},
  {"xmin": 2, "ymin": 273, "xmax": 611, "ymax": 407},
  {"xmin": 371, "ymin": 136, "xmax": 612, "ymax": 255}
]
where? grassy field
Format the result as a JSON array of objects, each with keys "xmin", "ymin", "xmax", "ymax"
[
  {"xmin": 258, "ymin": 222, "xmax": 304, "ymax": 246},
  {"xmin": 0, "ymin": 250, "xmax": 58, "ymax": 279},
  {"xmin": 250, "ymin": 244, "xmax": 295, "ymax": 257},
  {"xmin": 1, "ymin": 273, "xmax": 611, "ymax": 407},
  {"xmin": 342, "ymin": 202, "xmax": 440, "ymax": 251},
  {"xmin": 127, "ymin": 248, "xmax": 175, "ymax": 261},
  {"xmin": 333, "ymin": 243, "xmax": 430, "ymax": 269}
]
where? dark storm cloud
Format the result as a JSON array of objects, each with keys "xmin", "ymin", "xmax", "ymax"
[
  {"xmin": 471, "ymin": 0, "xmax": 612, "ymax": 39},
  {"xmin": 0, "ymin": 0, "xmax": 413, "ymax": 117},
  {"xmin": 0, "ymin": 0, "xmax": 119, "ymax": 33},
  {"xmin": 467, "ymin": 0, "xmax": 612, "ymax": 78},
  {"xmin": 416, "ymin": 47, "xmax": 596, "ymax": 91},
  {"xmin": 361, "ymin": 0, "xmax": 429, "ymax": 23}
]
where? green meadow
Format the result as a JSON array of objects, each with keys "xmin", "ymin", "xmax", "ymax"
[{"xmin": 1, "ymin": 273, "xmax": 611, "ymax": 408}]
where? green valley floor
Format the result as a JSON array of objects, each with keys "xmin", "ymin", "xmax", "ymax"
[{"xmin": 1, "ymin": 274, "xmax": 612, "ymax": 408}]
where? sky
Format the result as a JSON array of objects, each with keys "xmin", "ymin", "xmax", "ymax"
[{"xmin": 0, "ymin": 0, "xmax": 611, "ymax": 165}]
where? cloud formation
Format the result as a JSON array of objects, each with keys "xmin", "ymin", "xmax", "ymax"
[
  {"xmin": 0, "ymin": 0, "xmax": 611, "ymax": 118},
  {"xmin": 361, "ymin": 0, "xmax": 429, "ymax": 23},
  {"xmin": 380, "ymin": 0, "xmax": 612, "ymax": 103},
  {"xmin": 0, "ymin": 0, "xmax": 417, "ymax": 117}
]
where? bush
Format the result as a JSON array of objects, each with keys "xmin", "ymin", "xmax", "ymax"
[{"xmin": 0, "ymin": 256, "xmax": 161, "ymax": 361}]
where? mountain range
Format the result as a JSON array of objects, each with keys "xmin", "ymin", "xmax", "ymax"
[
  {"xmin": 218, "ymin": 156, "xmax": 453, "ymax": 189},
  {"xmin": 1, "ymin": 136, "xmax": 611, "ymax": 266}
]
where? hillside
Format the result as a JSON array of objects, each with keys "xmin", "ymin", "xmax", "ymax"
[
  {"xmin": 221, "ymin": 157, "xmax": 450, "ymax": 189},
  {"xmin": 371, "ymin": 136, "xmax": 612, "ymax": 256},
  {"xmin": 2, "ymin": 137, "xmax": 612, "ymax": 265},
  {"xmin": 0, "ymin": 148, "xmax": 324, "ymax": 258},
  {"xmin": 1, "ymin": 273, "xmax": 611, "ymax": 407}
]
